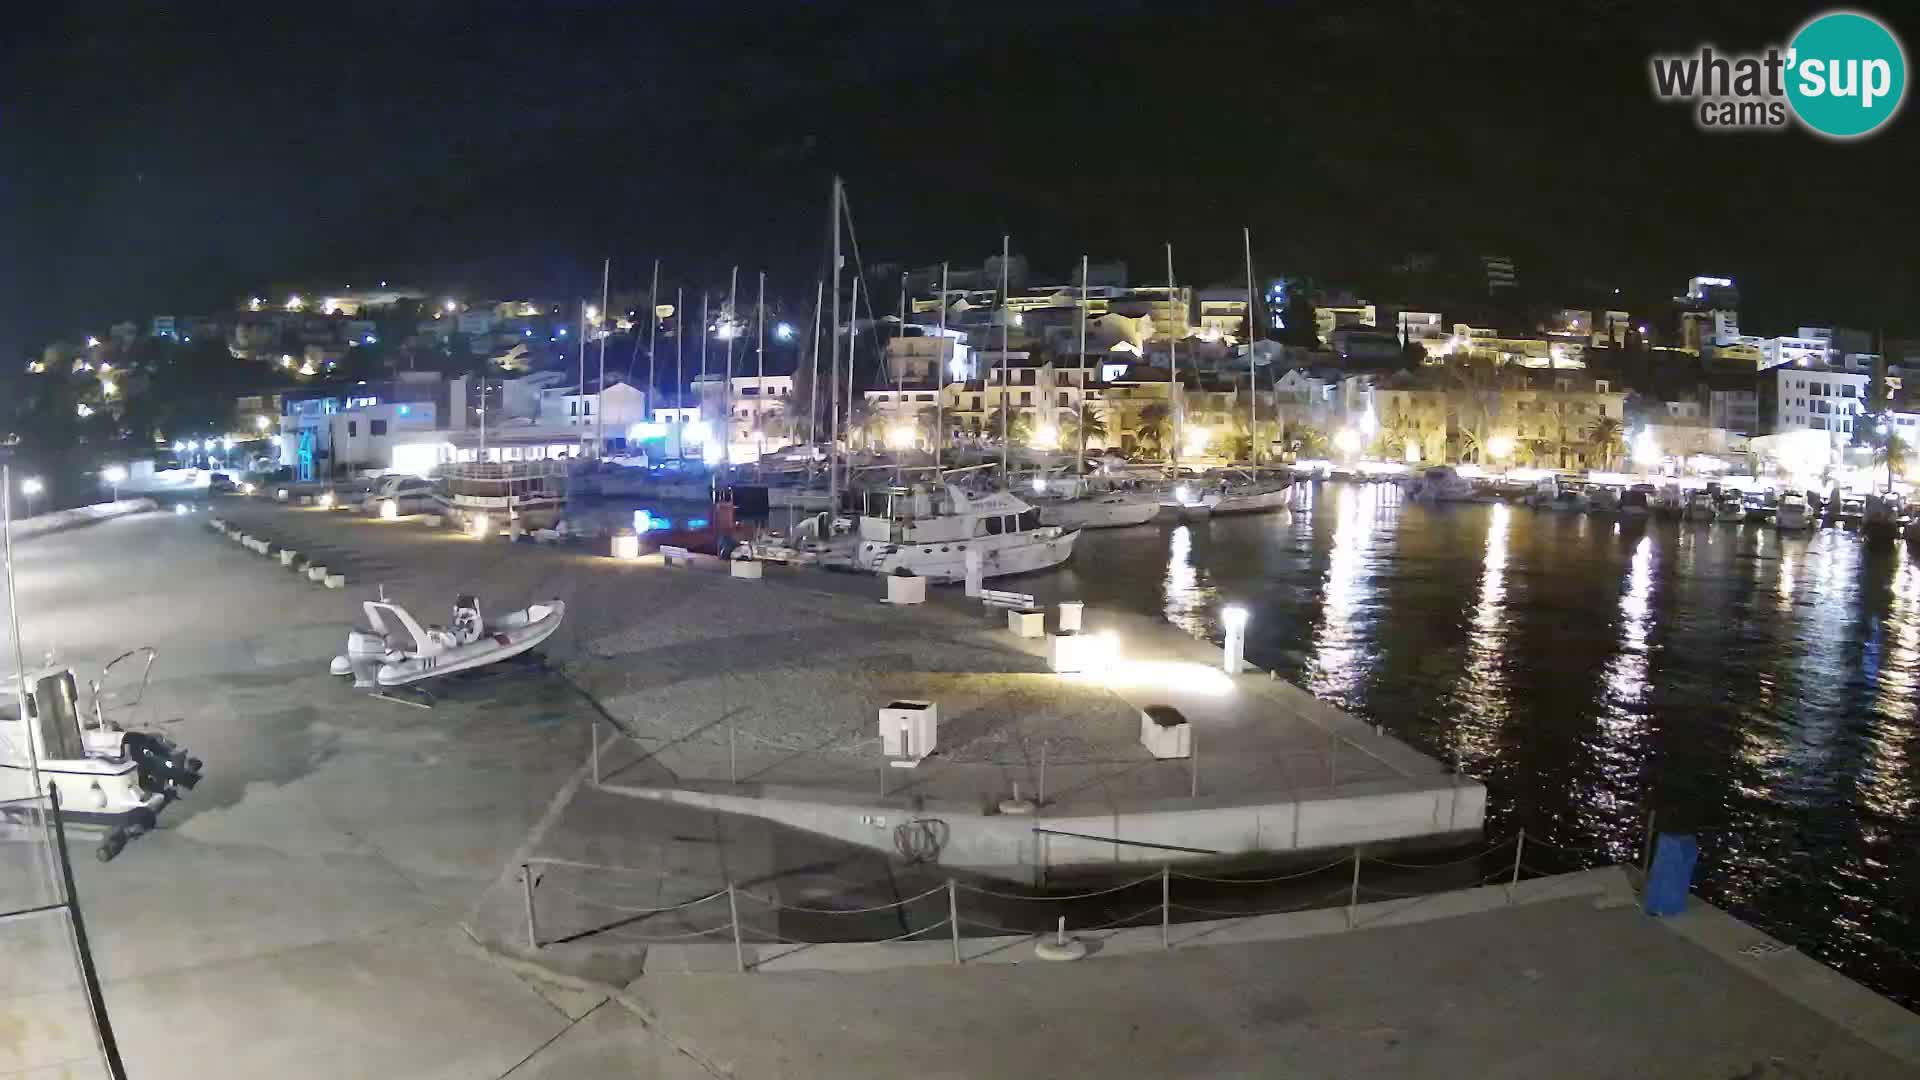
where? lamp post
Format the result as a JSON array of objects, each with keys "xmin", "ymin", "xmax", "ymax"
[
  {"xmin": 21, "ymin": 477, "xmax": 42, "ymax": 518},
  {"xmin": 103, "ymin": 465, "xmax": 126, "ymax": 502},
  {"xmin": 1222, "ymin": 604, "xmax": 1249, "ymax": 674}
]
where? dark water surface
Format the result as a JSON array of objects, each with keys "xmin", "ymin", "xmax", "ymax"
[{"xmin": 1022, "ymin": 480, "xmax": 1920, "ymax": 1009}]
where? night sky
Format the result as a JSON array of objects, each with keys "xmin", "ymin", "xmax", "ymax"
[{"xmin": 6, "ymin": 0, "xmax": 1917, "ymax": 357}]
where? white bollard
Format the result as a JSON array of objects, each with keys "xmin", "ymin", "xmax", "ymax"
[
  {"xmin": 323, "ymin": 573, "xmax": 346, "ymax": 589},
  {"xmin": 1221, "ymin": 605, "xmax": 1248, "ymax": 674},
  {"xmin": 964, "ymin": 548, "xmax": 984, "ymax": 598},
  {"xmin": 1059, "ymin": 601, "xmax": 1083, "ymax": 633},
  {"xmin": 307, "ymin": 565, "xmax": 328, "ymax": 582},
  {"xmin": 279, "ymin": 549, "xmax": 298, "ymax": 567}
]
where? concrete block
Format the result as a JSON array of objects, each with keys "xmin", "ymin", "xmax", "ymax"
[
  {"xmin": 885, "ymin": 573, "xmax": 925, "ymax": 604},
  {"xmin": 879, "ymin": 700, "xmax": 937, "ymax": 762},
  {"xmin": 1047, "ymin": 631, "xmax": 1098, "ymax": 673},
  {"xmin": 279, "ymin": 549, "xmax": 299, "ymax": 566},
  {"xmin": 1059, "ymin": 601, "xmax": 1084, "ymax": 632},
  {"xmin": 299, "ymin": 495, "xmax": 314, "ymax": 506},
  {"xmin": 307, "ymin": 566, "xmax": 328, "ymax": 582},
  {"xmin": 1140, "ymin": 705, "xmax": 1191, "ymax": 759},
  {"xmin": 731, "ymin": 559, "xmax": 763, "ymax": 580},
  {"xmin": 422, "ymin": 514, "xmax": 442, "ymax": 528},
  {"xmin": 323, "ymin": 574, "xmax": 345, "ymax": 589},
  {"xmin": 1006, "ymin": 608, "xmax": 1045, "ymax": 639}
]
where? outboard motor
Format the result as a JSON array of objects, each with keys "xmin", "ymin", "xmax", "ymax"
[
  {"xmin": 451, "ymin": 595, "xmax": 483, "ymax": 645},
  {"xmin": 123, "ymin": 731, "xmax": 203, "ymax": 796}
]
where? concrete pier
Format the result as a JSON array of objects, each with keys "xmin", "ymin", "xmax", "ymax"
[{"xmin": 1, "ymin": 500, "xmax": 1913, "ymax": 1079}]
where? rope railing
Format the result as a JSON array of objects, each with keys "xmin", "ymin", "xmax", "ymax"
[{"xmin": 516, "ymin": 829, "xmax": 1626, "ymax": 967}]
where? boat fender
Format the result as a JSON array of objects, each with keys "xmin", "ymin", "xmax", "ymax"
[{"xmin": 90, "ymin": 781, "xmax": 107, "ymax": 809}]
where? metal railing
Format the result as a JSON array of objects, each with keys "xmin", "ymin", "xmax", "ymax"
[{"xmin": 515, "ymin": 829, "xmax": 1619, "ymax": 972}]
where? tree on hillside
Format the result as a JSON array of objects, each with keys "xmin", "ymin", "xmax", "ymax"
[{"xmin": 1276, "ymin": 292, "xmax": 1320, "ymax": 349}]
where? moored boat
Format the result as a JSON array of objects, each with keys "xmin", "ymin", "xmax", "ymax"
[
  {"xmin": 1773, "ymin": 491, "xmax": 1812, "ymax": 530},
  {"xmin": 852, "ymin": 484, "xmax": 1078, "ymax": 582}
]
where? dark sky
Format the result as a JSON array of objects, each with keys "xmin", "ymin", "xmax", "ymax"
[{"xmin": 6, "ymin": 0, "xmax": 1918, "ymax": 356}]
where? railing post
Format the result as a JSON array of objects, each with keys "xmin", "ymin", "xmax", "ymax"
[
  {"xmin": 590, "ymin": 719, "xmax": 600, "ymax": 786},
  {"xmin": 1641, "ymin": 811, "xmax": 1656, "ymax": 874},
  {"xmin": 729, "ymin": 714, "xmax": 738, "ymax": 786},
  {"xmin": 1189, "ymin": 728, "xmax": 1198, "ymax": 799},
  {"xmin": 1038, "ymin": 742, "xmax": 1048, "ymax": 807},
  {"xmin": 521, "ymin": 863, "xmax": 539, "ymax": 950},
  {"xmin": 1330, "ymin": 733, "xmax": 1339, "ymax": 787},
  {"xmin": 1346, "ymin": 847, "xmax": 1361, "ymax": 928},
  {"xmin": 1509, "ymin": 829, "xmax": 1525, "ymax": 900},
  {"xmin": 948, "ymin": 878, "xmax": 961, "ymax": 965},
  {"xmin": 1160, "ymin": 865, "xmax": 1171, "ymax": 949},
  {"xmin": 728, "ymin": 883, "xmax": 745, "ymax": 973}
]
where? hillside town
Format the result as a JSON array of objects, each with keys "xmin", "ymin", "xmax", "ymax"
[{"xmin": 7, "ymin": 258, "xmax": 1917, "ymax": 503}]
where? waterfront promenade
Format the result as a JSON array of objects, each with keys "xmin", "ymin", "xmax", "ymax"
[{"xmin": 1, "ymin": 502, "xmax": 1915, "ymax": 1077}]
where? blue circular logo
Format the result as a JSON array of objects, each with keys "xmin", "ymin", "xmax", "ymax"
[{"xmin": 1787, "ymin": 11, "xmax": 1907, "ymax": 138}]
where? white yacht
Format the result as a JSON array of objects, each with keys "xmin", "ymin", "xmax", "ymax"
[
  {"xmin": 1029, "ymin": 475, "xmax": 1162, "ymax": 530},
  {"xmin": 1774, "ymin": 491, "xmax": 1812, "ymax": 531},
  {"xmin": 1406, "ymin": 465, "xmax": 1478, "ymax": 503},
  {"xmin": 853, "ymin": 484, "xmax": 1079, "ymax": 582}
]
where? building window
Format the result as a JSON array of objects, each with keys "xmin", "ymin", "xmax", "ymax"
[
  {"xmin": 370, "ymin": 419, "xmax": 387, "ymax": 436},
  {"xmin": 1057, "ymin": 392, "xmax": 1070, "ymax": 407},
  {"xmin": 1019, "ymin": 390, "xmax": 1031, "ymax": 405},
  {"xmin": 583, "ymin": 401, "xmax": 592, "ymax": 415},
  {"xmin": 570, "ymin": 401, "xmax": 578, "ymax": 416},
  {"xmin": 347, "ymin": 421, "xmax": 357, "ymax": 437}
]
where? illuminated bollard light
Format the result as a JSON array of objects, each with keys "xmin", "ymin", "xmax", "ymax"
[{"xmin": 1222, "ymin": 604, "xmax": 1248, "ymax": 675}]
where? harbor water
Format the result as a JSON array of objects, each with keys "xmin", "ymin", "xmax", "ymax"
[{"xmin": 1010, "ymin": 480, "xmax": 1920, "ymax": 1009}]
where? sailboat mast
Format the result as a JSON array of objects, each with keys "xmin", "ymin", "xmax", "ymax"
[
  {"xmin": 847, "ymin": 273, "xmax": 860, "ymax": 456},
  {"xmin": 1000, "ymin": 233, "xmax": 1010, "ymax": 485},
  {"xmin": 674, "ymin": 286, "xmax": 685, "ymax": 460},
  {"xmin": 645, "ymin": 259, "xmax": 659, "ymax": 425},
  {"xmin": 1244, "ymin": 227, "xmax": 1257, "ymax": 466},
  {"xmin": 595, "ymin": 257, "xmax": 609, "ymax": 458},
  {"xmin": 724, "ymin": 266, "xmax": 738, "ymax": 477},
  {"xmin": 576, "ymin": 301, "xmax": 587, "ymax": 455},
  {"xmin": 1167, "ymin": 242, "xmax": 1180, "ymax": 471},
  {"xmin": 829, "ymin": 177, "xmax": 842, "ymax": 506},
  {"xmin": 1077, "ymin": 253, "xmax": 1088, "ymax": 476},
  {"xmin": 699, "ymin": 292, "xmax": 710, "ymax": 465},
  {"xmin": 808, "ymin": 278, "xmax": 823, "ymax": 449},
  {"xmin": 935, "ymin": 261, "xmax": 948, "ymax": 474},
  {"xmin": 757, "ymin": 271, "xmax": 767, "ymax": 464},
  {"xmin": 895, "ymin": 271, "xmax": 907, "ymax": 488}
]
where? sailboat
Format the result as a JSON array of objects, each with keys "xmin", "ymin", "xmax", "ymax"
[{"xmin": 1029, "ymin": 474, "xmax": 1162, "ymax": 529}]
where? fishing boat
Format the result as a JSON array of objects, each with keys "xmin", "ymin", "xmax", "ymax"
[
  {"xmin": 1, "ymin": 650, "xmax": 204, "ymax": 860},
  {"xmin": 435, "ymin": 460, "xmax": 568, "ymax": 532},
  {"xmin": 330, "ymin": 594, "xmax": 565, "ymax": 687},
  {"xmin": 1205, "ymin": 469, "xmax": 1296, "ymax": 514},
  {"xmin": 1864, "ymin": 493, "xmax": 1903, "ymax": 541},
  {"xmin": 1620, "ymin": 483, "xmax": 1654, "ymax": 517},
  {"xmin": 1029, "ymin": 475, "xmax": 1162, "ymax": 530},
  {"xmin": 1773, "ymin": 491, "xmax": 1812, "ymax": 531},
  {"xmin": 851, "ymin": 484, "xmax": 1079, "ymax": 582},
  {"xmin": 1684, "ymin": 490, "xmax": 1717, "ymax": 521},
  {"xmin": 1405, "ymin": 465, "xmax": 1478, "ymax": 503}
]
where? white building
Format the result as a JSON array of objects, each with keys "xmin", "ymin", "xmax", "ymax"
[
  {"xmin": 281, "ymin": 397, "xmax": 440, "ymax": 479},
  {"xmin": 1761, "ymin": 335, "xmax": 1830, "ymax": 370},
  {"xmin": 537, "ymin": 382, "xmax": 650, "ymax": 430},
  {"xmin": 1770, "ymin": 366, "xmax": 1867, "ymax": 446}
]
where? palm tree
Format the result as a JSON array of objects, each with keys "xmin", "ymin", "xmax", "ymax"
[
  {"xmin": 1059, "ymin": 406, "xmax": 1108, "ymax": 452},
  {"xmin": 1585, "ymin": 415, "xmax": 1624, "ymax": 470},
  {"xmin": 987, "ymin": 404, "xmax": 1032, "ymax": 447},
  {"xmin": 1377, "ymin": 406, "xmax": 1420, "ymax": 461},
  {"xmin": 1135, "ymin": 401, "xmax": 1173, "ymax": 457},
  {"xmin": 1291, "ymin": 424, "xmax": 1330, "ymax": 458}
]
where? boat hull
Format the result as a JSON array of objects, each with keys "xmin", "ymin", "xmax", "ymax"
[
  {"xmin": 1038, "ymin": 498, "xmax": 1161, "ymax": 530},
  {"xmin": 1210, "ymin": 485, "xmax": 1294, "ymax": 515},
  {"xmin": 856, "ymin": 531, "xmax": 1079, "ymax": 583}
]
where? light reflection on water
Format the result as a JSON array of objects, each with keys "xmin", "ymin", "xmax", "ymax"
[{"xmin": 1037, "ymin": 483, "xmax": 1920, "ymax": 1008}]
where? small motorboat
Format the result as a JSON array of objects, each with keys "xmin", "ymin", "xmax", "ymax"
[
  {"xmin": 1774, "ymin": 491, "xmax": 1812, "ymax": 531},
  {"xmin": 1714, "ymin": 494, "xmax": 1746, "ymax": 522},
  {"xmin": 1406, "ymin": 465, "xmax": 1477, "ymax": 503},
  {"xmin": 1685, "ymin": 490, "xmax": 1717, "ymax": 521},
  {"xmin": 1588, "ymin": 485, "xmax": 1622, "ymax": 513},
  {"xmin": 1620, "ymin": 483, "xmax": 1654, "ymax": 518},
  {"xmin": 331, "ymin": 594, "xmax": 565, "ymax": 687},
  {"xmin": 1, "ymin": 649, "xmax": 204, "ymax": 860}
]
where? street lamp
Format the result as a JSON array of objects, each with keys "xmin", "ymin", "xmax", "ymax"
[
  {"xmin": 21, "ymin": 476, "xmax": 42, "ymax": 517},
  {"xmin": 103, "ymin": 465, "xmax": 127, "ymax": 502}
]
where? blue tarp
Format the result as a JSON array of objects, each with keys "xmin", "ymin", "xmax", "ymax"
[{"xmin": 1643, "ymin": 833, "xmax": 1698, "ymax": 917}]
